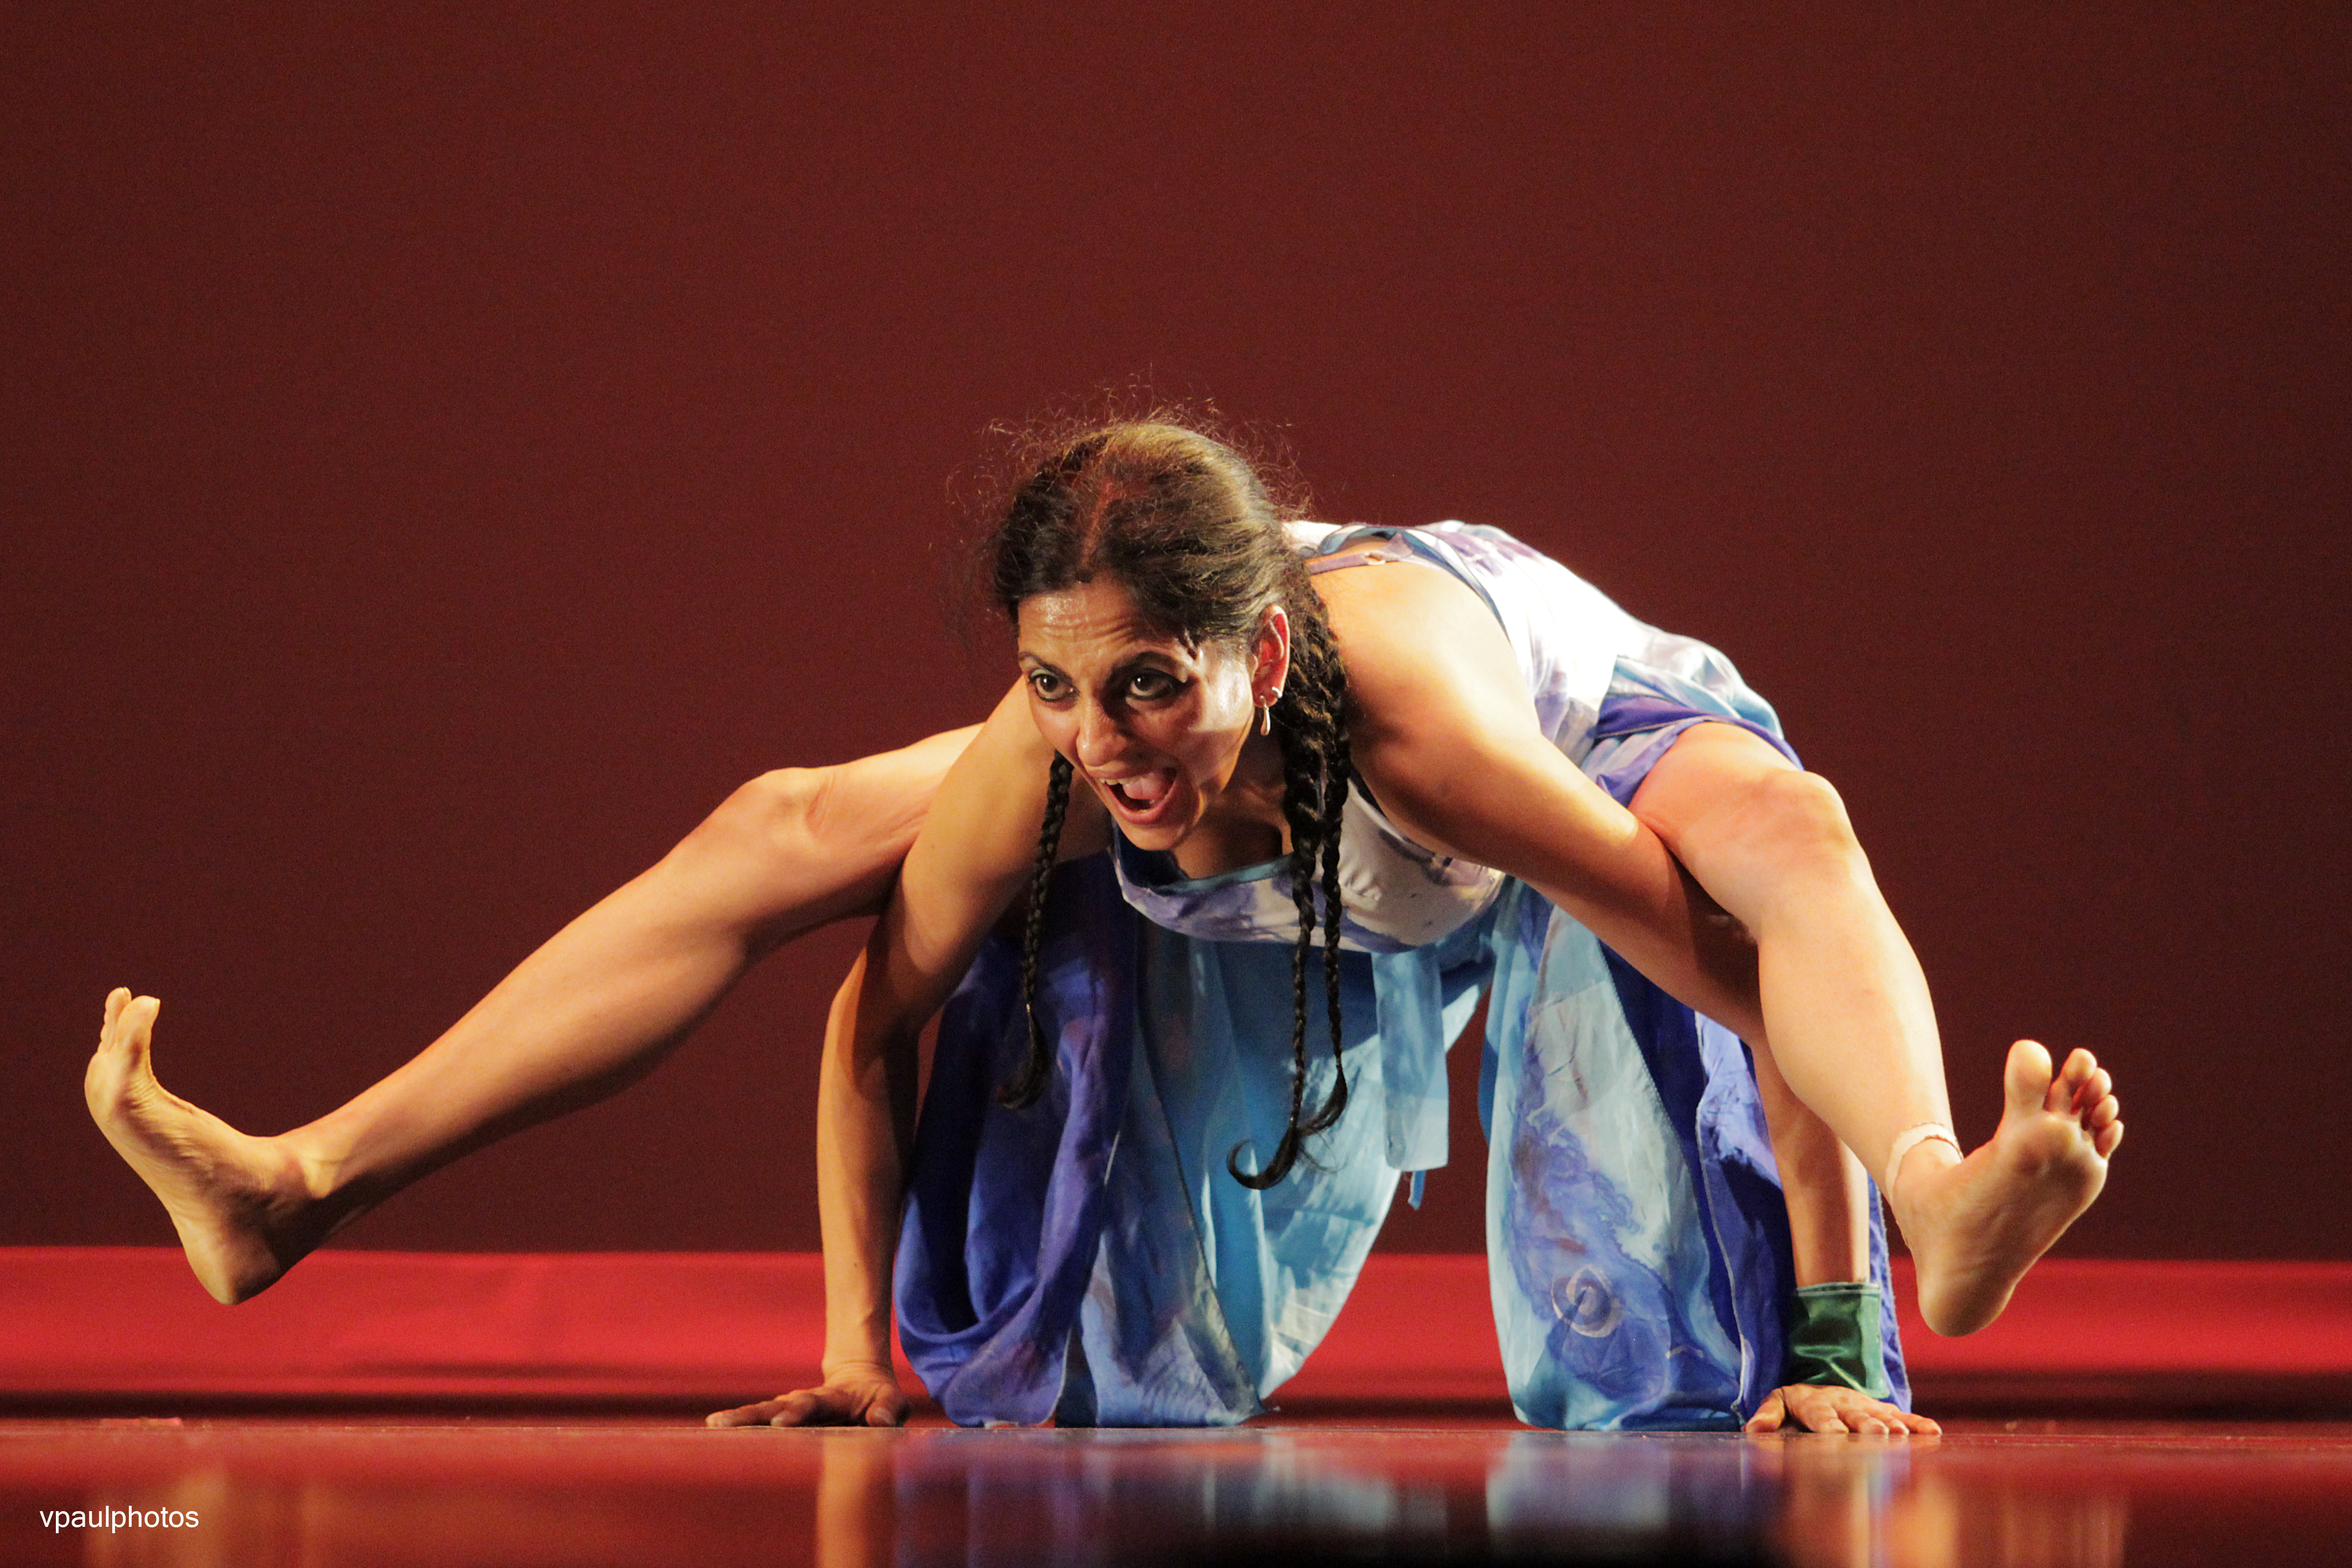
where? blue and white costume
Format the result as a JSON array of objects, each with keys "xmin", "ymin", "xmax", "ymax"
[{"xmin": 894, "ymin": 523, "xmax": 1909, "ymax": 1429}]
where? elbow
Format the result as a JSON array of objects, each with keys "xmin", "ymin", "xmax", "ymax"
[
  {"xmin": 1355, "ymin": 753, "xmax": 1478, "ymax": 863},
  {"xmin": 833, "ymin": 940, "xmax": 926, "ymax": 1072}
]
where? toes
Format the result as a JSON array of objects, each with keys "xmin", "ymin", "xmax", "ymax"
[
  {"xmin": 88, "ymin": 995, "xmax": 162, "ymax": 1111},
  {"xmin": 2004, "ymin": 1039, "xmax": 2056, "ymax": 1115},
  {"xmin": 2074, "ymin": 1068, "xmax": 2113, "ymax": 1115},
  {"xmin": 2044, "ymin": 1047, "xmax": 2097, "ymax": 1112},
  {"xmin": 2096, "ymin": 1120, "xmax": 2124, "ymax": 1158},
  {"xmin": 2086, "ymin": 1093, "xmax": 2120, "ymax": 1130},
  {"xmin": 119, "ymin": 997, "xmax": 160, "ymax": 1068}
]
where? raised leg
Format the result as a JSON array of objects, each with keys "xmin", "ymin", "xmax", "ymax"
[
  {"xmin": 1629, "ymin": 722, "xmax": 2122, "ymax": 1336},
  {"xmin": 84, "ymin": 726, "xmax": 978, "ymax": 1304}
]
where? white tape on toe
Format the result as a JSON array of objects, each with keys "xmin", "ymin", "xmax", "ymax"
[{"xmin": 1883, "ymin": 1122, "xmax": 1960, "ymax": 1203}]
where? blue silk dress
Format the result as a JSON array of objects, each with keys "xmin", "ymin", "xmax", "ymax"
[{"xmin": 893, "ymin": 523, "xmax": 1909, "ymax": 1429}]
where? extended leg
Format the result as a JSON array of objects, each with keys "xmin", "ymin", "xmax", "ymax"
[
  {"xmin": 1628, "ymin": 723, "xmax": 2122, "ymax": 1336},
  {"xmin": 84, "ymin": 726, "xmax": 977, "ymax": 1304}
]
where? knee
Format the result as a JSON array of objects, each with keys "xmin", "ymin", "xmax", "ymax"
[
  {"xmin": 1732, "ymin": 768, "xmax": 1864, "ymax": 883},
  {"xmin": 705, "ymin": 766, "xmax": 833, "ymax": 858},
  {"xmin": 734, "ymin": 759, "xmax": 932, "ymax": 869},
  {"xmin": 741, "ymin": 764, "xmax": 828, "ymax": 821}
]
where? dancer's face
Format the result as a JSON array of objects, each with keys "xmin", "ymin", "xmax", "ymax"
[{"xmin": 1016, "ymin": 578, "xmax": 1288, "ymax": 854}]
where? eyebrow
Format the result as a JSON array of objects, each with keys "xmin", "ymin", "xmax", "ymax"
[
  {"xmin": 1013, "ymin": 649, "xmax": 1188, "ymax": 684},
  {"xmin": 1017, "ymin": 643, "xmax": 1185, "ymax": 666}
]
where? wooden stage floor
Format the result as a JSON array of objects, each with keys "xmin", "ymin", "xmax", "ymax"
[{"xmin": 3, "ymin": 1412, "xmax": 2348, "ymax": 1566}]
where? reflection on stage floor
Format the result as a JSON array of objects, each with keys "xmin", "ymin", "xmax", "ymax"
[{"xmin": 2, "ymin": 1414, "xmax": 2348, "ymax": 1566}]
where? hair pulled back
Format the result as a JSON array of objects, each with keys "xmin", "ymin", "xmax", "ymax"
[{"xmin": 985, "ymin": 419, "xmax": 1352, "ymax": 1190}]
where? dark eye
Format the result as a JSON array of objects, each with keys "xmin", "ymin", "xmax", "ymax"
[
  {"xmin": 1027, "ymin": 670, "xmax": 1068, "ymax": 700},
  {"xmin": 1127, "ymin": 669, "xmax": 1178, "ymax": 700}
]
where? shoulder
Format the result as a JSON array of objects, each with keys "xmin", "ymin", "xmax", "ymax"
[
  {"xmin": 1315, "ymin": 551, "xmax": 1493, "ymax": 656},
  {"xmin": 1313, "ymin": 557, "xmax": 1531, "ymax": 740},
  {"xmin": 915, "ymin": 682, "xmax": 1109, "ymax": 873}
]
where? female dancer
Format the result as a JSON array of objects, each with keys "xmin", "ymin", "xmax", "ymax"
[
  {"xmin": 706, "ymin": 419, "xmax": 2121, "ymax": 1434},
  {"xmin": 84, "ymin": 418, "xmax": 2118, "ymax": 1434}
]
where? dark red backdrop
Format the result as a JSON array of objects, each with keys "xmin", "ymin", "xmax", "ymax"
[{"xmin": 6, "ymin": 6, "xmax": 2346, "ymax": 1260}]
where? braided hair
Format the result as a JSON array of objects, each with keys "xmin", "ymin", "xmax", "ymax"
[{"xmin": 984, "ymin": 419, "xmax": 1354, "ymax": 1189}]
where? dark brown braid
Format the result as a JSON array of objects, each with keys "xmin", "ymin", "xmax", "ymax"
[
  {"xmin": 981, "ymin": 416, "xmax": 1358, "ymax": 1186},
  {"xmin": 1230, "ymin": 605, "xmax": 1352, "ymax": 1188},
  {"xmin": 996, "ymin": 752, "xmax": 1073, "ymax": 1109}
]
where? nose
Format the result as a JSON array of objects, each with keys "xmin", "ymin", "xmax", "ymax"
[{"xmin": 1071, "ymin": 698, "xmax": 1126, "ymax": 770}]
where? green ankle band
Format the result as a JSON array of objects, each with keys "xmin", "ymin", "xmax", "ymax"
[{"xmin": 1784, "ymin": 1282, "xmax": 1890, "ymax": 1397}]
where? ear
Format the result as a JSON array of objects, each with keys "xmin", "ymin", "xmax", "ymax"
[{"xmin": 1251, "ymin": 605, "xmax": 1292, "ymax": 704}]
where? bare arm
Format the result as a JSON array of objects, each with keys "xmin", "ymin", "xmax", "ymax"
[
  {"xmin": 1322, "ymin": 563, "xmax": 1768, "ymax": 1043},
  {"xmin": 1326, "ymin": 567, "xmax": 1939, "ymax": 1434},
  {"xmin": 710, "ymin": 684, "xmax": 1107, "ymax": 1426},
  {"xmin": 1324, "ymin": 567, "xmax": 1879, "ymax": 1271}
]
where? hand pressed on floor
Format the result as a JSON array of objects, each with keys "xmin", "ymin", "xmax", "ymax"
[
  {"xmin": 1745, "ymin": 1383, "xmax": 1941, "ymax": 1436},
  {"xmin": 707, "ymin": 1362, "xmax": 911, "ymax": 1428}
]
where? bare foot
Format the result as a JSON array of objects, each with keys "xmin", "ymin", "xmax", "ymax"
[
  {"xmin": 84, "ymin": 989, "xmax": 325, "ymax": 1304},
  {"xmin": 1893, "ymin": 1040, "xmax": 2122, "ymax": 1337}
]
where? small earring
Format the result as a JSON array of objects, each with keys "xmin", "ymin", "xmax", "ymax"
[{"xmin": 1257, "ymin": 701, "xmax": 1273, "ymax": 736}]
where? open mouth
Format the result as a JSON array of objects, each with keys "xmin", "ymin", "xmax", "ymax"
[{"xmin": 1099, "ymin": 766, "xmax": 1179, "ymax": 821}]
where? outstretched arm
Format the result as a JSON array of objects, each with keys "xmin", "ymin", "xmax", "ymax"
[
  {"xmin": 709, "ymin": 684, "xmax": 1108, "ymax": 1427},
  {"xmin": 86, "ymin": 726, "xmax": 977, "ymax": 1307}
]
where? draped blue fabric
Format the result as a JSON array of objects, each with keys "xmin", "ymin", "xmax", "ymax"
[
  {"xmin": 1479, "ymin": 673, "xmax": 1909, "ymax": 1429},
  {"xmin": 894, "ymin": 858, "xmax": 1142, "ymax": 1427},
  {"xmin": 897, "ymin": 858, "xmax": 1489, "ymax": 1426},
  {"xmin": 1476, "ymin": 884, "xmax": 1908, "ymax": 1429},
  {"xmin": 893, "ymin": 521, "xmax": 1910, "ymax": 1428}
]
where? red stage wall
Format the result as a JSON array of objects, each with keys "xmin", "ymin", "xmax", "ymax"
[{"xmin": 4, "ymin": 7, "xmax": 2347, "ymax": 1260}]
